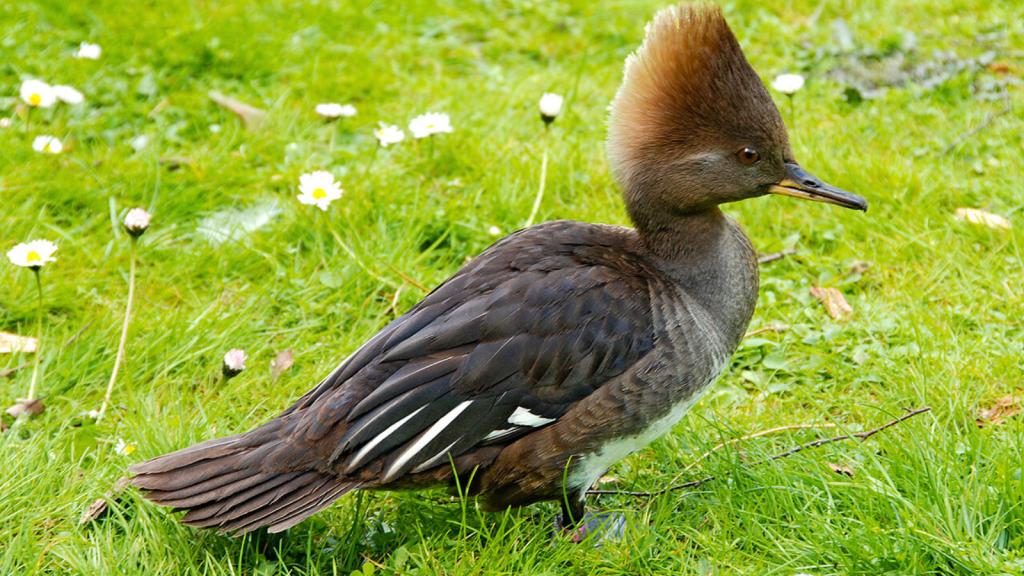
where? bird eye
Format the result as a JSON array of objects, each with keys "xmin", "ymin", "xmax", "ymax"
[{"xmin": 737, "ymin": 147, "xmax": 760, "ymax": 164}]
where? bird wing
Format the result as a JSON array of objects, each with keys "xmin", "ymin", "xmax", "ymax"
[{"xmin": 283, "ymin": 221, "xmax": 657, "ymax": 484}]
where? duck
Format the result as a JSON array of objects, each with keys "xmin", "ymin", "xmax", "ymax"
[{"xmin": 130, "ymin": 2, "xmax": 867, "ymax": 539}]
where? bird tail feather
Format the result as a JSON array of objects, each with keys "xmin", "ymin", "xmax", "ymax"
[{"xmin": 129, "ymin": 428, "xmax": 359, "ymax": 535}]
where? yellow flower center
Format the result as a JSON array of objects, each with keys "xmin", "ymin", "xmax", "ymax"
[
  {"xmin": 26, "ymin": 251, "xmax": 41, "ymax": 262},
  {"xmin": 43, "ymin": 143, "xmax": 52, "ymax": 153},
  {"xmin": 29, "ymin": 93, "xmax": 41, "ymax": 106},
  {"xmin": 312, "ymin": 188, "xmax": 327, "ymax": 199},
  {"xmin": 427, "ymin": 124, "xmax": 434, "ymax": 129}
]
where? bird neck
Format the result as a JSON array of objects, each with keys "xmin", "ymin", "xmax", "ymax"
[
  {"xmin": 629, "ymin": 193, "xmax": 759, "ymax": 350},
  {"xmin": 628, "ymin": 199, "xmax": 731, "ymax": 264}
]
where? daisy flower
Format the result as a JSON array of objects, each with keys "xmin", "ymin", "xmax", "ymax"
[
  {"xmin": 297, "ymin": 171, "xmax": 344, "ymax": 211},
  {"xmin": 771, "ymin": 74, "xmax": 805, "ymax": 95},
  {"xmin": 20, "ymin": 79, "xmax": 57, "ymax": 108},
  {"xmin": 73, "ymin": 42, "xmax": 102, "ymax": 60},
  {"xmin": 539, "ymin": 93, "xmax": 563, "ymax": 123},
  {"xmin": 7, "ymin": 240, "xmax": 58, "ymax": 268},
  {"xmin": 488, "ymin": 226, "xmax": 502, "ymax": 237},
  {"xmin": 0, "ymin": 118, "xmax": 11, "ymax": 129},
  {"xmin": 409, "ymin": 112, "xmax": 453, "ymax": 139},
  {"xmin": 114, "ymin": 438, "xmax": 136, "ymax": 455},
  {"xmin": 374, "ymin": 122, "xmax": 404, "ymax": 147},
  {"xmin": 32, "ymin": 135, "xmax": 63, "ymax": 154},
  {"xmin": 315, "ymin": 103, "xmax": 357, "ymax": 118},
  {"xmin": 53, "ymin": 85, "xmax": 85, "ymax": 105}
]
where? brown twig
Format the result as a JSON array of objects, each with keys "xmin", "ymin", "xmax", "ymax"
[
  {"xmin": 758, "ymin": 249, "xmax": 797, "ymax": 264},
  {"xmin": 385, "ymin": 263, "xmax": 429, "ymax": 293},
  {"xmin": 744, "ymin": 324, "xmax": 790, "ymax": 338},
  {"xmin": 941, "ymin": 94, "xmax": 1011, "ymax": 155},
  {"xmin": 681, "ymin": 422, "xmax": 837, "ymax": 473},
  {"xmin": 586, "ymin": 407, "xmax": 931, "ymax": 498},
  {"xmin": 0, "ymin": 322, "xmax": 93, "ymax": 378}
]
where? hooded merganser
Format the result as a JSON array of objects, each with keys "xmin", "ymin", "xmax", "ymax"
[{"xmin": 130, "ymin": 2, "xmax": 866, "ymax": 537}]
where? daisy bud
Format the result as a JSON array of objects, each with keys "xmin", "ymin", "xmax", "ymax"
[
  {"xmin": 771, "ymin": 74, "xmax": 805, "ymax": 95},
  {"xmin": 539, "ymin": 93, "xmax": 563, "ymax": 124},
  {"xmin": 0, "ymin": 118, "xmax": 11, "ymax": 129},
  {"xmin": 124, "ymin": 208, "xmax": 152, "ymax": 237},
  {"xmin": 222, "ymin": 349, "xmax": 247, "ymax": 379}
]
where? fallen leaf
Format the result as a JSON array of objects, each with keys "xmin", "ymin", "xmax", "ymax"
[
  {"xmin": 956, "ymin": 208, "xmax": 1011, "ymax": 230},
  {"xmin": 79, "ymin": 476, "xmax": 131, "ymax": 525},
  {"xmin": 208, "ymin": 90, "xmax": 265, "ymax": 130},
  {"xmin": 976, "ymin": 395, "xmax": 1022, "ymax": 428},
  {"xmin": 270, "ymin": 349, "xmax": 295, "ymax": 384},
  {"xmin": 597, "ymin": 475, "xmax": 621, "ymax": 485},
  {"xmin": 828, "ymin": 462, "xmax": 856, "ymax": 478},
  {"xmin": 0, "ymin": 331, "xmax": 38, "ymax": 354},
  {"xmin": 5, "ymin": 397, "xmax": 45, "ymax": 419},
  {"xmin": 809, "ymin": 287, "xmax": 853, "ymax": 319}
]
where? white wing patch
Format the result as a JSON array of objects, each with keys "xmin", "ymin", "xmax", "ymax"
[
  {"xmin": 382, "ymin": 400, "xmax": 474, "ymax": 481},
  {"xmin": 507, "ymin": 406, "xmax": 555, "ymax": 427},
  {"xmin": 349, "ymin": 405, "xmax": 427, "ymax": 470}
]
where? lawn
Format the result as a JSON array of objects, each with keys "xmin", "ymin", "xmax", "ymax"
[{"xmin": 2, "ymin": 0, "xmax": 1023, "ymax": 574}]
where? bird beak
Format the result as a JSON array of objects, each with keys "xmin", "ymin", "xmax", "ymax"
[{"xmin": 769, "ymin": 163, "xmax": 868, "ymax": 211}]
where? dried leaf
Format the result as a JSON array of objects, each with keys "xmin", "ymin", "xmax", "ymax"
[
  {"xmin": 828, "ymin": 462, "xmax": 855, "ymax": 478},
  {"xmin": 270, "ymin": 349, "xmax": 295, "ymax": 384},
  {"xmin": 208, "ymin": 90, "xmax": 265, "ymax": 130},
  {"xmin": 597, "ymin": 475, "xmax": 621, "ymax": 485},
  {"xmin": 809, "ymin": 287, "xmax": 853, "ymax": 319},
  {"xmin": 0, "ymin": 331, "xmax": 38, "ymax": 354},
  {"xmin": 976, "ymin": 395, "xmax": 1022, "ymax": 428},
  {"xmin": 956, "ymin": 208, "xmax": 1011, "ymax": 230},
  {"xmin": 79, "ymin": 476, "xmax": 130, "ymax": 525},
  {"xmin": 5, "ymin": 397, "xmax": 45, "ymax": 418}
]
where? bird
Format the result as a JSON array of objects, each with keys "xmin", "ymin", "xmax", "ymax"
[{"xmin": 130, "ymin": 2, "xmax": 867, "ymax": 539}]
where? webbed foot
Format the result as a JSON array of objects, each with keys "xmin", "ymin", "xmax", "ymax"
[{"xmin": 553, "ymin": 510, "xmax": 627, "ymax": 545}]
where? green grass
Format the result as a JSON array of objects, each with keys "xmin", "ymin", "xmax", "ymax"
[{"xmin": 2, "ymin": 0, "xmax": 1023, "ymax": 573}]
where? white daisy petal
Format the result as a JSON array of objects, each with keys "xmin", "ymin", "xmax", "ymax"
[
  {"xmin": 32, "ymin": 135, "xmax": 63, "ymax": 154},
  {"xmin": 374, "ymin": 122, "xmax": 404, "ymax": 147},
  {"xmin": 772, "ymin": 73, "xmax": 805, "ymax": 95},
  {"xmin": 409, "ymin": 113, "xmax": 453, "ymax": 139},
  {"xmin": 73, "ymin": 42, "xmax": 101, "ymax": 60},
  {"xmin": 53, "ymin": 85, "xmax": 85, "ymax": 105},
  {"xmin": 20, "ymin": 79, "xmax": 57, "ymax": 108},
  {"xmin": 7, "ymin": 240, "xmax": 59, "ymax": 268},
  {"xmin": 297, "ymin": 171, "xmax": 344, "ymax": 210},
  {"xmin": 315, "ymin": 103, "xmax": 357, "ymax": 118}
]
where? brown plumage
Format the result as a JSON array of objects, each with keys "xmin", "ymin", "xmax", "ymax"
[{"xmin": 131, "ymin": 2, "xmax": 866, "ymax": 536}]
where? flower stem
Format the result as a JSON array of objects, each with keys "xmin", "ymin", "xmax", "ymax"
[
  {"xmin": 98, "ymin": 235, "xmax": 137, "ymax": 422},
  {"xmin": 788, "ymin": 94, "xmax": 795, "ymax": 131},
  {"xmin": 524, "ymin": 148, "xmax": 549, "ymax": 229},
  {"xmin": 26, "ymin": 268, "xmax": 43, "ymax": 401}
]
